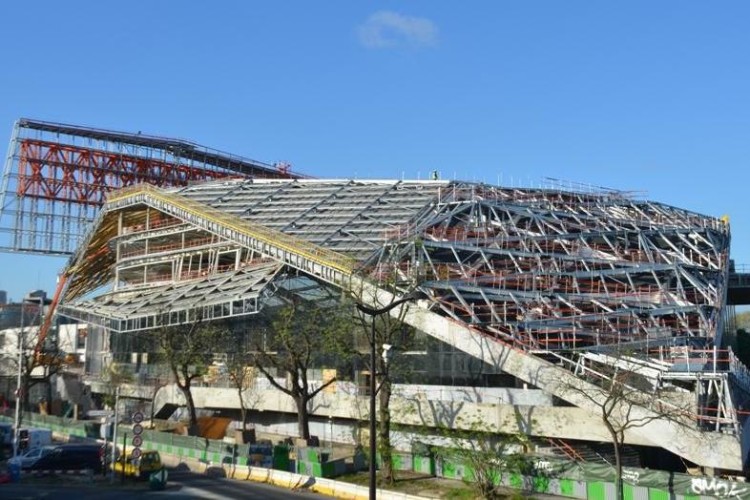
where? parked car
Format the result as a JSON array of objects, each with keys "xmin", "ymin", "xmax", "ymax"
[
  {"xmin": 7, "ymin": 446, "xmax": 55, "ymax": 470},
  {"xmin": 29, "ymin": 443, "xmax": 105, "ymax": 472},
  {"xmin": 111, "ymin": 450, "xmax": 162, "ymax": 479}
]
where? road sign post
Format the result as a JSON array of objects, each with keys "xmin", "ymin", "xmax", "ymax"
[{"xmin": 132, "ymin": 411, "xmax": 144, "ymax": 465}]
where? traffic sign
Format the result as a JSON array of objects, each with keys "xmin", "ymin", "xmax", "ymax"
[
  {"xmin": 87, "ymin": 410, "xmax": 114, "ymax": 418},
  {"xmin": 132, "ymin": 435, "xmax": 143, "ymax": 447},
  {"xmin": 133, "ymin": 424, "xmax": 143, "ymax": 435},
  {"xmin": 130, "ymin": 448, "xmax": 142, "ymax": 459},
  {"xmin": 132, "ymin": 411, "xmax": 144, "ymax": 424}
]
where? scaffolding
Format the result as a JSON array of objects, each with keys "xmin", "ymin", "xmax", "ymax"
[
  {"xmin": 55, "ymin": 178, "xmax": 750, "ymax": 471},
  {"xmin": 0, "ymin": 118, "xmax": 304, "ymax": 255}
]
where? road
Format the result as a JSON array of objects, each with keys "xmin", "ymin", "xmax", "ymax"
[{"xmin": 0, "ymin": 468, "xmax": 329, "ymax": 499}]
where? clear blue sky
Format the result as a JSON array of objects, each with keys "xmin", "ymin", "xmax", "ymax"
[{"xmin": 0, "ymin": 1, "xmax": 748, "ymax": 302}]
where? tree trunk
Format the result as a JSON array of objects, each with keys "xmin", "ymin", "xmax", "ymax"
[
  {"xmin": 239, "ymin": 402, "xmax": 247, "ymax": 432},
  {"xmin": 614, "ymin": 441, "xmax": 623, "ymax": 500},
  {"xmin": 378, "ymin": 376, "xmax": 394, "ymax": 485},
  {"xmin": 46, "ymin": 379, "xmax": 53, "ymax": 414},
  {"xmin": 22, "ymin": 376, "xmax": 31, "ymax": 413},
  {"xmin": 179, "ymin": 381, "xmax": 199, "ymax": 434},
  {"xmin": 296, "ymin": 394, "xmax": 310, "ymax": 440},
  {"xmin": 16, "ymin": 386, "xmax": 25, "ymax": 428},
  {"xmin": 604, "ymin": 422, "xmax": 624, "ymax": 500}
]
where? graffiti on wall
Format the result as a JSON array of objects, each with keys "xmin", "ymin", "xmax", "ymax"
[{"xmin": 691, "ymin": 477, "xmax": 748, "ymax": 498}]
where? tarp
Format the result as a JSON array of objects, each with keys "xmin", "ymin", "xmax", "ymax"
[
  {"xmin": 529, "ymin": 456, "xmax": 750, "ymax": 498},
  {"xmin": 197, "ymin": 416, "xmax": 232, "ymax": 440}
]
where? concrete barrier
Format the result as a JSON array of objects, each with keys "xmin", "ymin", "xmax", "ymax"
[{"xmin": 157, "ymin": 448, "xmax": 428, "ymax": 499}]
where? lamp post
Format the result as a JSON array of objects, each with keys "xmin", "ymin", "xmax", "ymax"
[
  {"xmin": 12, "ymin": 299, "xmax": 25, "ymax": 459},
  {"xmin": 13, "ymin": 294, "xmax": 44, "ymax": 458},
  {"xmin": 110, "ymin": 385, "xmax": 120, "ymax": 483},
  {"xmin": 356, "ymin": 290, "xmax": 426, "ymax": 500}
]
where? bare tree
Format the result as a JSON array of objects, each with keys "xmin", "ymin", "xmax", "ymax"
[
  {"xmin": 100, "ymin": 361, "xmax": 134, "ymax": 409},
  {"xmin": 11, "ymin": 326, "xmax": 66, "ymax": 423},
  {"xmin": 157, "ymin": 320, "xmax": 231, "ymax": 434},
  {"xmin": 250, "ymin": 300, "xmax": 353, "ymax": 440},
  {"xmin": 225, "ymin": 351, "xmax": 259, "ymax": 433},
  {"xmin": 563, "ymin": 356, "xmax": 692, "ymax": 500}
]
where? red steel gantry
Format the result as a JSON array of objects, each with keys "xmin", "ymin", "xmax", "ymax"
[{"xmin": 0, "ymin": 118, "xmax": 304, "ymax": 255}]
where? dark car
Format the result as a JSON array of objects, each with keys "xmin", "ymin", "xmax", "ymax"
[{"xmin": 29, "ymin": 443, "xmax": 104, "ymax": 472}]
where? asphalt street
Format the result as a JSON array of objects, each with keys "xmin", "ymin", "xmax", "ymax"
[{"xmin": 0, "ymin": 468, "xmax": 329, "ymax": 499}]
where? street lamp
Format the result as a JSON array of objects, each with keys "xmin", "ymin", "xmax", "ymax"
[
  {"xmin": 356, "ymin": 289, "xmax": 427, "ymax": 500},
  {"xmin": 13, "ymin": 293, "xmax": 45, "ymax": 458}
]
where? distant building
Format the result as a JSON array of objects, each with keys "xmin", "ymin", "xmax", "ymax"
[{"xmin": 0, "ymin": 302, "xmax": 41, "ymax": 330}]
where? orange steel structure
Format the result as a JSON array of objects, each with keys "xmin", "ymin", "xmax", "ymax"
[
  {"xmin": 16, "ymin": 139, "xmax": 229, "ymax": 206},
  {"xmin": 0, "ymin": 118, "xmax": 304, "ymax": 255}
]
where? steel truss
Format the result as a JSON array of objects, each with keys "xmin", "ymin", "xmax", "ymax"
[
  {"xmin": 364, "ymin": 183, "xmax": 749, "ymax": 431},
  {"xmin": 0, "ymin": 118, "xmax": 303, "ymax": 255},
  {"xmin": 56, "ymin": 179, "xmax": 750, "ymax": 468},
  {"xmin": 370, "ymin": 185, "xmax": 729, "ymax": 351}
]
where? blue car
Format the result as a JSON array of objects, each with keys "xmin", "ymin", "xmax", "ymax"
[{"xmin": 7, "ymin": 446, "xmax": 55, "ymax": 470}]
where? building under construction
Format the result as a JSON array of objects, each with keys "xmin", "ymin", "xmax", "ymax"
[
  {"xmin": 46, "ymin": 175, "xmax": 749, "ymax": 473},
  {"xmin": 2, "ymin": 119, "xmax": 750, "ymax": 475}
]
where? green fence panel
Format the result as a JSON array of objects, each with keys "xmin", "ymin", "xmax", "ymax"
[
  {"xmin": 443, "ymin": 460, "xmax": 458, "ymax": 480},
  {"xmin": 462, "ymin": 464, "xmax": 474, "ymax": 482},
  {"xmin": 416, "ymin": 455, "xmax": 435, "ymax": 475},
  {"xmin": 648, "ymin": 489, "xmax": 670, "ymax": 500},
  {"xmin": 587, "ymin": 481, "xmax": 606, "ymax": 500},
  {"xmin": 510, "ymin": 473, "xmax": 523, "ymax": 490},
  {"xmin": 624, "ymin": 483, "xmax": 634, "ymax": 500},
  {"xmin": 533, "ymin": 475, "xmax": 551, "ymax": 493},
  {"xmin": 321, "ymin": 461, "xmax": 336, "ymax": 477},
  {"xmin": 560, "ymin": 478, "xmax": 576, "ymax": 497}
]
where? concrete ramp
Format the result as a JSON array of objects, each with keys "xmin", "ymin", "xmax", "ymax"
[{"xmin": 387, "ymin": 290, "xmax": 744, "ymax": 470}]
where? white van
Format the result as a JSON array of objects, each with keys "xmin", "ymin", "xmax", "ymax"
[{"xmin": 17, "ymin": 427, "xmax": 53, "ymax": 451}]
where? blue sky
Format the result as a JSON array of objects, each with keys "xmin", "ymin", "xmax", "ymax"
[{"xmin": 0, "ymin": 1, "xmax": 748, "ymax": 302}]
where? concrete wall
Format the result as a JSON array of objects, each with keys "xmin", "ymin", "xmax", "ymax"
[{"xmin": 93, "ymin": 379, "xmax": 651, "ymax": 447}]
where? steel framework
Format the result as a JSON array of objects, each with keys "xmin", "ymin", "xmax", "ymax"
[
  {"xmin": 53, "ymin": 178, "xmax": 750, "ymax": 470},
  {"xmin": 0, "ymin": 118, "xmax": 303, "ymax": 255}
]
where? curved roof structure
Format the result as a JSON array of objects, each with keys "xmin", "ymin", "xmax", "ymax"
[
  {"xmin": 56, "ymin": 178, "xmax": 749, "ymax": 471},
  {"xmin": 62, "ymin": 178, "xmax": 730, "ymax": 349}
]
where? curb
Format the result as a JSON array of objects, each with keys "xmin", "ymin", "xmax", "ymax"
[{"xmin": 160, "ymin": 451, "xmax": 429, "ymax": 500}]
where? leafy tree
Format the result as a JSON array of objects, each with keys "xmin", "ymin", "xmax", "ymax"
[
  {"xmin": 157, "ymin": 320, "xmax": 231, "ymax": 434},
  {"xmin": 433, "ymin": 418, "xmax": 531, "ymax": 500},
  {"xmin": 357, "ymin": 302, "xmax": 417, "ymax": 487},
  {"xmin": 250, "ymin": 299, "xmax": 354, "ymax": 440},
  {"xmin": 353, "ymin": 284, "xmax": 424, "ymax": 485}
]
